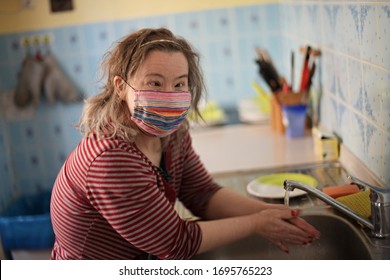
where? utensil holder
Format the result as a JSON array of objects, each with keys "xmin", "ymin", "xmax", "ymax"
[
  {"xmin": 270, "ymin": 91, "xmax": 308, "ymax": 134},
  {"xmin": 270, "ymin": 95, "xmax": 285, "ymax": 133},
  {"xmin": 282, "ymin": 104, "xmax": 307, "ymax": 138}
]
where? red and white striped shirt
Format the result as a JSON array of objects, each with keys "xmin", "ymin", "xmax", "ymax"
[{"xmin": 50, "ymin": 131, "xmax": 221, "ymax": 259}]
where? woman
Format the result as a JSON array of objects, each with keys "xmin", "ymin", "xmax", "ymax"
[{"xmin": 50, "ymin": 28, "xmax": 320, "ymax": 260}]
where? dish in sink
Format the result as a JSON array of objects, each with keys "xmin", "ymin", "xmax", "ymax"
[{"xmin": 246, "ymin": 172, "xmax": 318, "ymax": 199}]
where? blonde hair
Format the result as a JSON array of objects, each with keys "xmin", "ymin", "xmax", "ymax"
[{"xmin": 78, "ymin": 28, "xmax": 205, "ymax": 141}]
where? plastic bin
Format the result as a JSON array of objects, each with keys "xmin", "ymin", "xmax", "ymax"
[{"xmin": 0, "ymin": 191, "xmax": 54, "ymax": 252}]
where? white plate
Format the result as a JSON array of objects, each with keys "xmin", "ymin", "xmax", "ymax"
[{"xmin": 246, "ymin": 173, "xmax": 318, "ymax": 199}]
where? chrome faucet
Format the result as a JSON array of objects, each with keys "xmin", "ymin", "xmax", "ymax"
[{"xmin": 284, "ymin": 175, "xmax": 390, "ymax": 238}]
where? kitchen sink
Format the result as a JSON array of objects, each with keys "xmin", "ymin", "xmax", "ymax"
[
  {"xmin": 194, "ymin": 213, "xmax": 372, "ymax": 260},
  {"xmin": 190, "ymin": 161, "xmax": 390, "ymax": 260},
  {"xmin": 177, "ymin": 162, "xmax": 390, "ymax": 259}
]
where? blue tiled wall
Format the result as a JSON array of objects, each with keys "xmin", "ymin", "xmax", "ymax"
[
  {"xmin": 0, "ymin": 2, "xmax": 389, "ymax": 210},
  {"xmin": 0, "ymin": 117, "xmax": 14, "ymax": 210},
  {"xmin": 277, "ymin": 1, "xmax": 389, "ymax": 186}
]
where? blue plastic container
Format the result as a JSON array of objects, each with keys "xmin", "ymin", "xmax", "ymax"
[
  {"xmin": 282, "ymin": 104, "xmax": 307, "ymax": 138},
  {"xmin": 0, "ymin": 191, "xmax": 54, "ymax": 251}
]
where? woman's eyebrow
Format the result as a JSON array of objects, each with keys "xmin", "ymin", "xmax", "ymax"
[
  {"xmin": 144, "ymin": 73, "xmax": 188, "ymax": 80},
  {"xmin": 176, "ymin": 74, "xmax": 189, "ymax": 80}
]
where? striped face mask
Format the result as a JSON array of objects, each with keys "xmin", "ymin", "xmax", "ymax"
[{"xmin": 131, "ymin": 89, "xmax": 192, "ymax": 137}]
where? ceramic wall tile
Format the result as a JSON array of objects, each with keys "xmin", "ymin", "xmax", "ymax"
[
  {"xmin": 363, "ymin": 64, "xmax": 384, "ymax": 126},
  {"xmin": 118, "ymin": 18, "xmax": 148, "ymax": 38},
  {"xmin": 321, "ymin": 4, "xmax": 340, "ymax": 50},
  {"xmin": 365, "ymin": 122, "xmax": 384, "ymax": 181},
  {"xmin": 292, "ymin": 4, "xmax": 304, "ymax": 38},
  {"xmin": 333, "ymin": 4, "xmax": 348, "ymax": 53},
  {"xmin": 384, "ymin": 135, "xmax": 390, "ymax": 185},
  {"xmin": 0, "ymin": 119, "xmax": 12, "ymax": 211},
  {"xmin": 305, "ymin": 4, "xmax": 321, "ymax": 44},
  {"xmin": 207, "ymin": 68, "xmax": 238, "ymax": 107},
  {"xmin": 4, "ymin": 34, "xmax": 26, "ymax": 66},
  {"xmin": 280, "ymin": 4, "xmax": 294, "ymax": 36},
  {"xmin": 85, "ymin": 54, "xmax": 102, "ymax": 96},
  {"xmin": 141, "ymin": 15, "xmax": 172, "ymax": 31},
  {"xmin": 360, "ymin": 5, "xmax": 377, "ymax": 63},
  {"xmin": 174, "ymin": 11, "xmax": 206, "ymax": 42},
  {"xmin": 237, "ymin": 64, "xmax": 259, "ymax": 97},
  {"xmin": 0, "ymin": 63, "xmax": 18, "ymax": 90},
  {"xmin": 347, "ymin": 58, "xmax": 364, "ymax": 111},
  {"xmin": 383, "ymin": 72, "xmax": 390, "ymax": 133},
  {"xmin": 0, "ymin": 37, "xmax": 8, "ymax": 63},
  {"xmin": 203, "ymin": 9, "xmax": 233, "ymax": 39},
  {"xmin": 56, "ymin": 26, "xmax": 85, "ymax": 57},
  {"xmin": 234, "ymin": 5, "xmax": 266, "ymax": 36},
  {"xmin": 83, "ymin": 22, "xmax": 115, "ymax": 55},
  {"xmin": 262, "ymin": 36, "xmax": 284, "ymax": 73},
  {"xmin": 334, "ymin": 54, "xmax": 348, "ymax": 102},
  {"xmin": 376, "ymin": 5, "xmax": 390, "ymax": 69},
  {"xmin": 337, "ymin": 103, "xmax": 349, "ymax": 141},
  {"xmin": 208, "ymin": 39, "xmax": 235, "ymax": 67},
  {"xmin": 321, "ymin": 51, "xmax": 336, "ymax": 94},
  {"xmin": 345, "ymin": 110, "xmax": 366, "ymax": 162},
  {"xmin": 235, "ymin": 35, "xmax": 262, "ymax": 68},
  {"xmin": 8, "ymin": 121, "xmax": 25, "ymax": 148},
  {"xmin": 264, "ymin": 4, "xmax": 281, "ymax": 35},
  {"xmin": 320, "ymin": 93, "xmax": 338, "ymax": 133},
  {"xmin": 344, "ymin": 4, "xmax": 361, "ymax": 58},
  {"xmin": 50, "ymin": 27, "xmax": 67, "ymax": 56}
]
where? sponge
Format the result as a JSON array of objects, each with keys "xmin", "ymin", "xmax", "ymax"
[
  {"xmin": 323, "ymin": 184, "xmax": 360, "ymax": 198},
  {"xmin": 336, "ymin": 189, "xmax": 371, "ymax": 219}
]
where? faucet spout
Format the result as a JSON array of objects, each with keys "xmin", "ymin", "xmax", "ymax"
[{"xmin": 284, "ymin": 180, "xmax": 374, "ymax": 230}]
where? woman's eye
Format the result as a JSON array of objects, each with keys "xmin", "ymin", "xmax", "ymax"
[
  {"xmin": 175, "ymin": 82, "xmax": 187, "ymax": 88},
  {"xmin": 148, "ymin": 81, "xmax": 161, "ymax": 88}
]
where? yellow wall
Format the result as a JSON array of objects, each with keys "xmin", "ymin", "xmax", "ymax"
[{"xmin": 0, "ymin": 0, "xmax": 275, "ymax": 34}]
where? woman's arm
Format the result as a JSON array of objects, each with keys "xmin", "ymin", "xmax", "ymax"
[
  {"xmin": 196, "ymin": 188, "xmax": 321, "ymax": 254},
  {"xmin": 202, "ymin": 187, "xmax": 282, "ymax": 219},
  {"xmin": 197, "ymin": 207, "xmax": 320, "ymax": 254}
]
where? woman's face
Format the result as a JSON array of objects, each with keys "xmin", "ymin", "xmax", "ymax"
[{"xmin": 124, "ymin": 50, "xmax": 189, "ymax": 115}]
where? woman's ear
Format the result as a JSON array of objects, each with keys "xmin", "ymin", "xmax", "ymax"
[{"xmin": 113, "ymin": 75, "xmax": 126, "ymax": 100}]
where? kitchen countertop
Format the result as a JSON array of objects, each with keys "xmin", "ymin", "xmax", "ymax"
[{"xmin": 190, "ymin": 123, "xmax": 321, "ymax": 175}]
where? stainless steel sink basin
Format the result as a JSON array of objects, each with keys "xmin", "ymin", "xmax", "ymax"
[
  {"xmin": 194, "ymin": 213, "xmax": 372, "ymax": 260},
  {"xmin": 185, "ymin": 162, "xmax": 390, "ymax": 259}
]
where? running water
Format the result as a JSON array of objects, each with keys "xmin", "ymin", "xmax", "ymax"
[{"xmin": 284, "ymin": 190, "xmax": 290, "ymax": 206}]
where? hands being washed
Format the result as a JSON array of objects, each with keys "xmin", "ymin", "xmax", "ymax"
[{"xmin": 252, "ymin": 207, "xmax": 321, "ymax": 254}]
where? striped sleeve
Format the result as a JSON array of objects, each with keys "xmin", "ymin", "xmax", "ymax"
[
  {"xmin": 178, "ymin": 133, "xmax": 222, "ymax": 218},
  {"xmin": 86, "ymin": 148, "xmax": 202, "ymax": 259}
]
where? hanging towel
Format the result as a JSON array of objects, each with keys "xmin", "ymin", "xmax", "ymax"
[
  {"xmin": 14, "ymin": 54, "xmax": 45, "ymax": 108},
  {"xmin": 42, "ymin": 54, "xmax": 82, "ymax": 104}
]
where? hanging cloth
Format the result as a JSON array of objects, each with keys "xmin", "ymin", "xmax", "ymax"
[
  {"xmin": 41, "ymin": 54, "xmax": 82, "ymax": 104},
  {"xmin": 14, "ymin": 53, "xmax": 45, "ymax": 108}
]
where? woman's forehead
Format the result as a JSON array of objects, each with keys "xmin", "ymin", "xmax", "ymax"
[{"xmin": 134, "ymin": 50, "xmax": 189, "ymax": 79}]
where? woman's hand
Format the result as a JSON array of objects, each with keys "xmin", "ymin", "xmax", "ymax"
[{"xmin": 250, "ymin": 208, "xmax": 320, "ymax": 253}]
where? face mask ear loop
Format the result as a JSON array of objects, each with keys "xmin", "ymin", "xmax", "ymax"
[{"xmin": 121, "ymin": 77, "xmax": 137, "ymax": 92}]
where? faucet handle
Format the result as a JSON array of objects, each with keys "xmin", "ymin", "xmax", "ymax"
[{"xmin": 347, "ymin": 175, "xmax": 390, "ymax": 203}]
